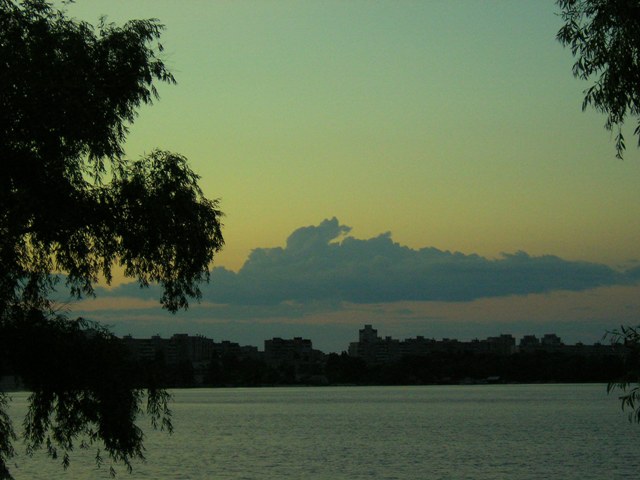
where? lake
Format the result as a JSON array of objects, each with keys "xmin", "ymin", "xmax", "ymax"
[{"xmin": 5, "ymin": 384, "xmax": 640, "ymax": 479}]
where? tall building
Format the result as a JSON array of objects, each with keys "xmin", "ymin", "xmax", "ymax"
[
  {"xmin": 348, "ymin": 325, "xmax": 382, "ymax": 363},
  {"xmin": 359, "ymin": 324, "xmax": 379, "ymax": 344}
]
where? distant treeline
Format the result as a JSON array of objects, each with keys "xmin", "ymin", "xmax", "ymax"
[
  {"xmin": 135, "ymin": 350, "xmax": 626, "ymax": 388},
  {"xmin": 325, "ymin": 351, "xmax": 625, "ymax": 385}
]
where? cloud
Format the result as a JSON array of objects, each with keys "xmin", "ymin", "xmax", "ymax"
[
  {"xmin": 94, "ymin": 218, "xmax": 637, "ymax": 307},
  {"xmin": 201, "ymin": 218, "xmax": 634, "ymax": 305}
]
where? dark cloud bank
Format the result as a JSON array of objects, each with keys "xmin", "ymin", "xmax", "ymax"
[{"xmin": 104, "ymin": 218, "xmax": 640, "ymax": 305}]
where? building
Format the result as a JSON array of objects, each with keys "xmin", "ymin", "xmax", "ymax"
[
  {"xmin": 519, "ymin": 335, "xmax": 540, "ymax": 353},
  {"xmin": 485, "ymin": 334, "xmax": 517, "ymax": 355},
  {"xmin": 211, "ymin": 340, "xmax": 259, "ymax": 359},
  {"xmin": 263, "ymin": 336, "xmax": 326, "ymax": 382},
  {"xmin": 121, "ymin": 333, "xmax": 258, "ymax": 366},
  {"xmin": 348, "ymin": 325, "xmax": 383, "ymax": 363},
  {"xmin": 264, "ymin": 337, "xmax": 313, "ymax": 366},
  {"xmin": 347, "ymin": 326, "xmax": 541, "ymax": 364}
]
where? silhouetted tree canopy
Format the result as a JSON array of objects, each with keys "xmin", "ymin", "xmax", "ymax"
[
  {"xmin": 605, "ymin": 326, "xmax": 640, "ymax": 421},
  {"xmin": 0, "ymin": 0, "xmax": 223, "ymax": 477},
  {"xmin": 557, "ymin": 0, "xmax": 640, "ymax": 158},
  {"xmin": 557, "ymin": 0, "xmax": 640, "ymax": 422}
]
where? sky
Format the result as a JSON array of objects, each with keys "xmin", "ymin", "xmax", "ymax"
[{"xmin": 60, "ymin": 1, "xmax": 640, "ymax": 353}]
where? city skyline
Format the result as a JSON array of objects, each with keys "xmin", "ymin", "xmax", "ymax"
[
  {"xmin": 60, "ymin": 1, "xmax": 640, "ymax": 353},
  {"xmin": 120, "ymin": 324, "xmax": 609, "ymax": 354}
]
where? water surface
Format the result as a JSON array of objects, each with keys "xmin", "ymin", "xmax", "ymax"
[{"xmin": 6, "ymin": 384, "xmax": 639, "ymax": 479}]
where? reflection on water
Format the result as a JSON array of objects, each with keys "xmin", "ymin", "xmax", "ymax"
[{"xmin": 6, "ymin": 384, "xmax": 640, "ymax": 479}]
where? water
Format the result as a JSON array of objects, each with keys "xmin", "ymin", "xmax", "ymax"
[{"xmin": 4, "ymin": 384, "xmax": 640, "ymax": 479}]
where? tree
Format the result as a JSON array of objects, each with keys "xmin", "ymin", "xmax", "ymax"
[
  {"xmin": 557, "ymin": 0, "xmax": 640, "ymax": 421},
  {"xmin": 605, "ymin": 326, "xmax": 640, "ymax": 421},
  {"xmin": 556, "ymin": 0, "xmax": 640, "ymax": 159},
  {"xmin": 0, "ymin": 0, "xmax": 224, "ymax": 477}
]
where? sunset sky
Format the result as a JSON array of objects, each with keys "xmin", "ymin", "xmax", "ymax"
[{"xmin": 63, "ymin": 1, "xmax": 640, "ymax": 352}]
